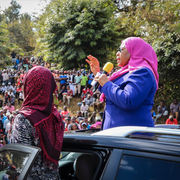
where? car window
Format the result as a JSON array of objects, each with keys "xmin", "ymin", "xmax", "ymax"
[
  {"xmin": 0, "ymin": 150, "xmax": 30, "ymax": 180},
  {"xmin": 116, "ymin": 155, "xmax": 180, "ymax": 180},
  {"xmin": 59, "ymin": 151, "xmax": 101, "ymax": 180}
]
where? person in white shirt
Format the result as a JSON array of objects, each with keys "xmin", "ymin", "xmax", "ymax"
[
  {"xmin": 80, "ymin": 100, "xmax": 89, "ymax": 117},
  {"xmin": 7, "ymin": 82, "xmax": 13, "ymax": 91},
  {"xmin": 18, "ymin": 91, "xmax": 24, "ymax": 104},
  {"xmin": 11, "ymin": 84, "xmax": 16, "ymax": 95},
  {"xmin": 3, "ymin": 71, "xmax": 9, "ymax": 86},
  {"xmin": 0, "ymin": 83, "xmax": 7, "ymax": 96}
]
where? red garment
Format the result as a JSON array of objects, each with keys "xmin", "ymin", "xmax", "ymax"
[
  {"xmin": 82, "ymin": 88, "xmax": 90, "ymax": 95},
  {"xmin": 61, "ymin": 111, "xmax": 70, "ymax": 121},
  {"xmin": 17, "ymin": 79, "xmax": 21, "ymax": 86},
  {"xmin": 19, "ymin": 66, "xmax": 64, "ymax": 168},
  {"xmin": 20, "ymin": 73, "xmax": 25, "ymax": 80},
  {"xmin": 166, "ymin": 118, "xmax": 178, "ymax": 125},
  {"xmin": 67, "ymin": 89, "xmax": 73, "ymax": 96},
  {"xmin": 16, "ymin": 88, "xmax": 22, "ymax": 93}
]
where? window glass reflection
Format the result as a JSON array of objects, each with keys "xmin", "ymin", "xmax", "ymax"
[
  {"xmin": 0, "ymin": 150, "xmax": 30, "ymax": 180},
  {"xmin": 116, "ymin": 155, "xmax": 180, "ymax": 180}
]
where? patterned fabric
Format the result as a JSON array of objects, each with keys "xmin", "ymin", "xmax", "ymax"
[
  {"xmin": 18, "ymin": 66, "xmax": 64, "ymax": 168},
  {"xmin": 10, "ymin": 114, "xmax": 60, "ymax": 180}
]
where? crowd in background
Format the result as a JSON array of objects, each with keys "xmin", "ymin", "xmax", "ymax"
[
  {"xmin": 0, "ymin": 52, "xmax": 106, "ymax": 145},
  {"xmin": 0, "ymin": 51, "xmax": 179, "ymax": 145}
]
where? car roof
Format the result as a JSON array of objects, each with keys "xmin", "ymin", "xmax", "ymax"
[{"xmin": 63, "ymin": 126, "xmax": 180, "ymax": 156}]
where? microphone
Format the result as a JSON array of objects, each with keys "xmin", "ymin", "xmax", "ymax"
[{"xmin": 92, "ymin": 62, "xmax": 114, "ymax": 93}]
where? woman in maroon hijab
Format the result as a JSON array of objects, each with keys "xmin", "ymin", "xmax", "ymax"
[{"xmin": 10, "ymin": 66, "xmax": 64, "ymax": 180}]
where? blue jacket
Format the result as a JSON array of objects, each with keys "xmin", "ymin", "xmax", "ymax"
[{"xmin": 99, "ymin": 67, "xmax": 156, "ymax": 130}]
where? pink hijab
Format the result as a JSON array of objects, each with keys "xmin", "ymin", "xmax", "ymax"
[{"xmin": 100, "ymin": 37, "xmax": 159, "ymax": 102}]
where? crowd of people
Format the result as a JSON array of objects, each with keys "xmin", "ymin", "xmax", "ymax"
[
  {"xmin": 0, "ymin": 37, "xmax": 179, "ymax": 180},
  {"xmin": 0, "ymin": 49, "xmax": 179, "ymax": 146},
  {"xmin": 152, "ymin": 99, "xmax": 180, "ymax": 125},
  {"xmin": 0, "ymin": 52, "xmax": 106, "ymax": 146}
]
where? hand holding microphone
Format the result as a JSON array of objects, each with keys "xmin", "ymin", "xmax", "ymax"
[
  {"xmin": 85, "ymin": 54, "xmax": 114, "ymax": 92},
  {"xmin": 93, "ymin": 62, "xmax": 114, "ymax": 92},
  {"xmin": 94, "ymin": 74, "xmax": 109, "ymax": 87}
]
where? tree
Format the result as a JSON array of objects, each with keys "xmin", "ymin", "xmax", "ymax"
[
  {"xmin": 3, "ymin": 0, "xmax": 21, "ymax": 24},
  {"xmin": 0, "ymin": 22, "xmax": 11, "ymax": 67},
  {"xmin": 115, "ymin": 0, "xmax": 180, "ymax": 107},
  {"xmin": 36, "ymin": 0, "xmax": 119, "ymax": 69}
]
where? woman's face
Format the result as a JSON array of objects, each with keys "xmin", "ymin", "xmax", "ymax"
[
  {"xmin": 72, "ymin": 124, "xmax": 77, "ymax": 130},
  {"xmin": 96, "ymin": 124, "xmax": 101, "ymax": 129},
  {"xmin": 116, "ymin": 47, "xmax": 131, "ymax": 67}
]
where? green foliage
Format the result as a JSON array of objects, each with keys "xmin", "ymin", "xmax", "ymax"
[
  {"xmin": 115, "ymin": 0, "xmax": 180, "ymax": 107},
  {"xmin": 36, "ymin": 0, "xmax": 119, "ymax": 69},
  {"xmin": 3, "ymin": 0, "xmax": 21, "ymax": 23},
  {"xmin": 0, "ymin": 22, "xmax": 11, "ymax": 68},
  {"xmin": 1, "ymin": 1, "xmax": 36, "ymax": 54}
]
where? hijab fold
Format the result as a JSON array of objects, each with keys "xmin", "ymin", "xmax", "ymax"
[{"xmin": 100, "ymin": 37, "xmax": 159, "ymax": 102}]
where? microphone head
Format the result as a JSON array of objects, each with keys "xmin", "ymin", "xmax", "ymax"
[{"xmin": 103, "ymin": 62, "xmax": 114, "ymax": 73}]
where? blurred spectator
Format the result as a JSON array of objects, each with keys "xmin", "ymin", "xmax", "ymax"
[
  {"xmin": 155, "ymin": 100, "xmax": 168, "ymax": 123},
  {"xmin": 7, "ymin": 82, "xmax": 13, "ymax": 91},
  {"xmin": 59, "ymin": 85, "xmax": 67, "ymax": 101},
  {"xmin": 170, "ymin": 99, "xmax": 180, "ymax": 120},
  {"xmin": 81, "ymin": 122, "xmax": 87, "ymax": 130},
  {"xmin": 151, "ymin": 109, "xmax": 156, "ymax": 123},
  {"xmin": 61, "ymin": 106, "xmax": 70, "ymax": 121},
  {"xmin": 63, "ymin": 86, "xmax": 73, "ymax": 107},
  {"xmin": 3, "ymin": 71, "xmax": 9, "ymax": 86},
  {"xmin": 76, "ymin": 111, "xmax": 83, "ymax": 122},
  {"xmin": 54, "ymin": 70, "xmax": 60, "ymax": 93},
  {"xmin": 69, "ymin": 123, "xmax": 79, "ymax": 131},
  {"xmin": 90, "ymin": 122, "xmax": 102, "ymax": 129},
  {"xmin": 10, "ymin": 95, "xmax": 15, "ymax": 106},
  {"xmin": 84, "ymin": 94, "xmax": 95, "ymax": 106},
  {"xmin": 74, "ymin": 71, "xmax": 82, "ymax": 98},
  {"xmin": 80, "ymin": 100, "xmax": 89, "ymax": 117},
  {"xmin": 87, "ymin": 70, "xmax": 94, "ymax": 89},
  {"xmin": 0, "ymin": 83, "xmax": 7, "ymax": 96},
  {"xmin": 67, "ymin": 116, "xmax": 79, "ymax": 130},
  {"xmin": 4, "ymin": 103, "xmax": 15, "ymax": 113},
  {"xmin": 81, "ymin": 86, "xmax": 90, "ymax": 100},
  {"xmin": 64, "ymin": 116, "xmax": 71, "ymax": 131},
  {"xmin": 8, "ymin": 72, "xmax": 14, "ymax": 85},
  {"xmin": 0, "ymin": 110, "xmax": 7, "ymax": 134},
  {"xmin": 11, "ymin": 50, "xmax": 16, "ymax": 64},
  {"xmin": 166, "ymin": 115, "xmax": 178, "ymax": 125},
  {"xmin": 18, "ymin": 91, "xmax": 23, "ymax": 105},
  {"xmin": 69, "ymin": 70, "xmax": 75, "ymax": 96},
  {"xmin": 83, "ymin": 117, "xmax": 91, "ymax": 129},
  {"xmin": 60, "ymin": 71, "xmax": 67, "ymax": 90},
  {"xmin": 16, "ymin": 85, "xmax": 22, "ymax": 98},
  {"xmin": 81, "ymin": 71, "xmax": 88, "ymax": 93},
  {"xmin": 4, "ymin": 91, "xmax": 10, "ymax": 104},
  {"xmin": 11, "ymin": 84, "xmax": 16, "ymax": 96},
  {"xmin": 14, "ymin": 57, "xmax": 19, "ymax": 70},
  {"xmin": 92, "ymin": 94, "xmax": 104, "ymax": 112},
  {"xmin": 89, "ymin": 111, "xmax": 96, "ymax": 125}
]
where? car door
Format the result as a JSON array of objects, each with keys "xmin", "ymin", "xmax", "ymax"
[{"xmin": 0, "ymin": 144, "xmax": 41, "ymax": 180}]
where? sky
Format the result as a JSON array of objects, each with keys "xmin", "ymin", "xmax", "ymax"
[{"xmin": 0, "ymin": 0, "xmax": 51, "ymax": 15}]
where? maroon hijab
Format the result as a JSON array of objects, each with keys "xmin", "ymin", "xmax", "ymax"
[{"xmin": 19, "ymin": 66, "xmax": 64, "ymax": 168}]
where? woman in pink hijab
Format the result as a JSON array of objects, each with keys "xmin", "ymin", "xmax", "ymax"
[{"xmin": 86, "ymin": 37, "xmax": 159, "ymax": 130}]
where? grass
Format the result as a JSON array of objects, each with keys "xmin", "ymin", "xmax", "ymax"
[
  {"xmin": 0, "ymin": 95, "xmax": 98, "ymax": 117},
  {"xmin": 58, "ymin": 97, "xmax": 98, "ymax": 117}
]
